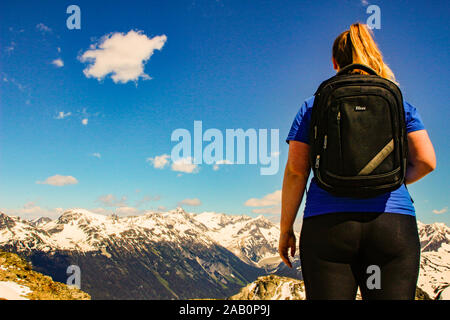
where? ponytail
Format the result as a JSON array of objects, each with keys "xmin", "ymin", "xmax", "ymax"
[{"xmin": 333, "ymin": 23, "xmax": 396, "ymax": 83}]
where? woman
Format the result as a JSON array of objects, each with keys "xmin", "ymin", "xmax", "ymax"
[{"xmin": 279, "ymin": 23, "xmax": 436, "ymax": 300}]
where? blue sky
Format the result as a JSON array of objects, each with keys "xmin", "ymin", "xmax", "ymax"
[{"xmin": 0, "ymin": 0, "xmax": 448, "ymax": 225}]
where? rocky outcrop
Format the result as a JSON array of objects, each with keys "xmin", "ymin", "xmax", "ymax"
[
  {"xmin": 229, "ymin": 275, "xmax": 305, "ymax": 300},
  {"xmin": 229, "ymin": 274, "xmax": 431, "ymax": 300},
  {"xmin": 0, "ymin": 250, "xmax": 90, "ymax": 300}
]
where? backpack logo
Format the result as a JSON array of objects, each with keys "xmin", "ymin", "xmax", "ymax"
[{"xmin": 355, "ymin": 105, "xmax": 367, "ymax": 111}]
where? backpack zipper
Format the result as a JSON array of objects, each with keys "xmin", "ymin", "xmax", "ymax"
[{"xmin": 337, "ymin": 110, "xmax": 343, "ymax": 172}]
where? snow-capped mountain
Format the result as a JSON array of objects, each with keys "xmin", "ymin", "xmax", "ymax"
[
  {"xmin": 29, "ymin": 217, "xmax": 52, "ymax": 228},
  {"xmin": 417, "ymin": 221, "xmax": 450, "ymax": 299},
  {"xmin": 193, "ymin": 211, "xmax": 279, "ymax": 266},
  {"xmin": 193, "ymin": 211, "xmax": 305, "ymax": 279},
  {"xmin": 0, "ymin": 213, "xmax": 53, "ymax": 252},
  {"xmin": 418, "ymin": 221, "xmax": 450, "ymax": 252},
  {"xmin": 0, "ymin": 209, "xmax": 449, "ymax": 299},
  {"xmin": 0, "ymin": 208, "xmax": 266, "ymax": 299},
  {"xmin": 228, "ymin": 275, "xmax": 306, "ymax": 300}
]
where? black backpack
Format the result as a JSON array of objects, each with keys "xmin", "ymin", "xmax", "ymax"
[{"xmin": 309, "ymin": 63, "xmax": 408, "ymax": 198}]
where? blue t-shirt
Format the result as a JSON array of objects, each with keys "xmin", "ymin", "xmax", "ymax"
[{"xmin": 286, "ymin": 96, "xmax": 425, "ymax": 219}]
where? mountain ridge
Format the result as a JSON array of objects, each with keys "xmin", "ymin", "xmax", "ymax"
[
  {"xmin": 0, "ymin": 208, "xmax": 269, "ymax": 299},
  {"xmin": 0, "ymin": 208, "xmax": 449, "ymax": 299}
]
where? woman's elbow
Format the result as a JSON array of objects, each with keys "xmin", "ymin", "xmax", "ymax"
[
  {"xmin": 425, "ymin": 150, "xmax": 437, "ymax": 172},
  {"xmin": 426, "ymin": 158, "xmax": 437, "ymax": 172},
  {"xmin": 418, "ymin": 158, "xmax": 436, "ymax": 174}
]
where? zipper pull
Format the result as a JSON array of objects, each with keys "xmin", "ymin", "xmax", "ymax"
[
  {"xmin": 337, "ymin": 111, "xmax": 341, "ymax": 121},
  {"xmin": 323, "ymin": 135, "xmax": 327, "ymax": 149},
  {"xmin": 315, "ymin": 155, "xmax": 320, "ymax": 169}
]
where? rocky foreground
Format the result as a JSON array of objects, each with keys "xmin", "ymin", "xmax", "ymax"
[
  {"xmin": 0, "ymin": 250, "xmax": 90, "ymax": 300},
  {"xmin": 228, "ymin": 275, "xmax": 432, "ymax": 300}
]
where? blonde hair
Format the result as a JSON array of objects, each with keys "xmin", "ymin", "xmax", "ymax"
[{"xmin": 332, "ymin": 23, "xmax": 396, "ymax": 83}]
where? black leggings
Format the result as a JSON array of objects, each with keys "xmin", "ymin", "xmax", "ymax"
[{"xmin": 299, "ymin": 212, "xmax": 420, "ymax": 300}]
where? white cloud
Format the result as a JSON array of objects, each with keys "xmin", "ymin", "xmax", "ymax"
[
  {"xmin": 81, "ymin": 118, "xmax": 88, "ymax": 125},
  {"xmin": 171, "ymin": 157, "xmax": 198, "ymax": 174},
  {"xmin": 92, "ymin": 153, "xmax": 101, "ymax": 159},
  {"xmin": 177, "ymin": 198, "xmax": 202, "ymax": 206},
  {"xmin": 157, "ymin": 205, "xmax": 166, "ymax": 211},
  {"xmin": 115, "ymin": 206, "xmax": 139, "ymax": 216},
  {"xmin": 433, "ymin": 207, "xmax": 448, "ymax": 214},
  {"xmin": 79, "ymin": 30, "xmax": 167, "ymax": 84},
  {"xmin": 146, "ymin": 154, "xmax": 199, "ymax": 174},
  {"xmin": 97, "ymin": 194, "xmax": 128, "ymax": 207},
  {"xmin": 271, "ymin": 151, "xmax": 280, "ymax": 158},
  {"xmin": 244, "ymin": 190, "xmax": 282, "ymax": 207},
  {"xmin": 136, "ymin": 195, "xmax": 160, "ymax": 207},
  {"xmin": 146, "ymin": 154, "xmax": 170, "ymax": 169},
  {"xmin": 2, "ymin": 74, "xmax": 25, "ymax": 91},
  {"xmin": 2, "ymin": 202, "xmax": 64, "ymax": 220},
  {"xmin": 36, "ymin": 23, "xmax": 52, "ymax": 33},
  {"xmin": 216, "ymin": 160, "xmax": 233, "ymax": 165},
  {"xmin": 213, "ymin": 159, "xmax": 233, "ymax": 171},
  {"xmin": 55, "ymin": 111, "xmax": 71, "ymax": 119},
  {"xmin": 90, "ymin": 207, "xmax": 109, "ymax": 214},
  {"xmin": 52, "ymin": 59, "xmax": 64, "ymax": 68},
  {"xmin": 5, "ymin": 41, "xmax": 15, "ymax": 53},
  {"xmin": 97, "ymin": 194, "xmax": 116, "ymax": 206},
  {"xmin": 36, "ymin": 175, "xmax": 78, "ymax": 186},
  {"xmin": 251, "ymin": 206, "xmax": 281, "ymax": 214}
]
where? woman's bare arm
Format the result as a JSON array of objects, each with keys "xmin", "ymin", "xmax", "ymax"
[
  {"xmin": 279, "ymin": 141, "xmax": 311, "ymax": 268},
  {"xmin": 405, "ymin": 130, "xmax": 436, "ymax": 184}
]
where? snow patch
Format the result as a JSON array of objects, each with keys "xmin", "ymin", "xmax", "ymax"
[{"xmin": 0, "ymin": 281, "xmax": 31, "ymax": 300}]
